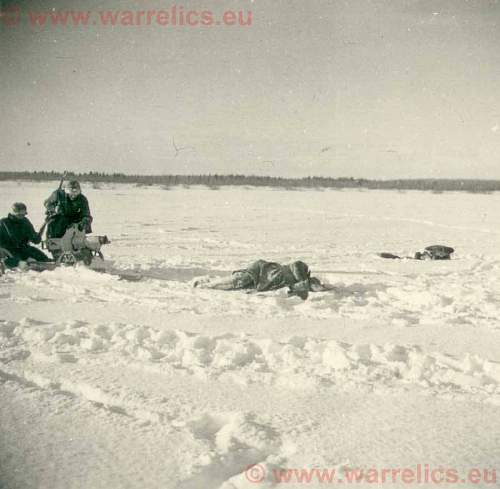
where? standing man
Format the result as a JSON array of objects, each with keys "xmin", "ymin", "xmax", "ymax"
[
  {"xmin": 0, "ymin": 202, "xmax": 51, "ymax": 268},
  {"xmin": 44, "ymin": 180, "xmax": 93, "ymax": 238}
]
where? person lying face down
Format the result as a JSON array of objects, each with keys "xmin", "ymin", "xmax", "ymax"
[{"xmin": 193, "ymin": 259, "xmax": 325, "ymax": 300}]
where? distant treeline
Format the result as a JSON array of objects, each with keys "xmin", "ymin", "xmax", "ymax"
[{"xmin": 1, "ymin": 171, "xmax": 499, "ymax": 192}]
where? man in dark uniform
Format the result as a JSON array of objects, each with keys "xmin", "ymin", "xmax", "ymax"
[
  {"xmin": 44, "ymin": 180, "xmax": 93, "ymax": 238},
  {"xmin": 0, "ymin": 202, "xmax": 51, "ymax": 268},
  {"xmin": 193, "ymin": 259, "xmax": 325, "ymax": 300}
]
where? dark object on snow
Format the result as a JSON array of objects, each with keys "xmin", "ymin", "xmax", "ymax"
[
  {"xmin": 379, "ymin": 245, "xmax": 455, "ymax": 261},
  {"xmin": 415, "ymin": 245, "xmax": 455, "ymax": 260},
  {"xmin": 194, "ymin": 259, "xmax": 325, "ymax": 300},
  {"xmin": 233, "ymin": 259, "xmax": 311, "ymax": 292},
  {"xmin": 379, "ymin": 252, "xmax": 402, "ymax": 260}
]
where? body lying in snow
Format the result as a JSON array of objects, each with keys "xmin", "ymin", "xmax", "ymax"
[
  {"xmin": 379, "ymin": 245, "xmax": 455, "ymax": 261},
  {"xmin": 193, "ymin": 259, "xmax": 326, "ymax": 300}
]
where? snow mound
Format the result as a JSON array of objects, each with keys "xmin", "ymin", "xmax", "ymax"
[{"xmin": 3, "ymin": 318, "xmax": 499, "ymax": 402}]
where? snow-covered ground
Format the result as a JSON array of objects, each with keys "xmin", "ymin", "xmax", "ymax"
[{"xmin": 1, "ymin": 181, "xmax": 499, "ymax": 488}]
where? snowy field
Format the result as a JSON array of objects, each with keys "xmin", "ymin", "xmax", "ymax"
[{"xmin": 1, "ymin": 181, "xmax": 499, "ymax": 489}]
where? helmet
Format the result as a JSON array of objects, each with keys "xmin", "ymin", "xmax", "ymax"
[
  {"xmin": 12, "ymin": 202, "xmax": 27, "ymax": 214},
  {"xmin": 288, "ymin": 260, "xmax": 311, "ymax": 282},
  {"xmin": 66, "ymin": 180, "xmax": 81, "ymax": 190}
]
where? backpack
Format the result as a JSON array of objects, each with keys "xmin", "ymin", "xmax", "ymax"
[{"xmin": 415, "ymin": 245, "xmax": 454, "ymax": 260}]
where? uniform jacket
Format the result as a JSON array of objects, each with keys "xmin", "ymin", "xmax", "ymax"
[
  {"xmin": 44, "ymin": 189, "xmax": 93, "ymax": 232},
  {"xmin": 0, "ymin": 214, "xmax": 41, "ymax": 252},
  {"xmin": 233, "ymin": 260, "xmax": 310, "ymax": 291}
]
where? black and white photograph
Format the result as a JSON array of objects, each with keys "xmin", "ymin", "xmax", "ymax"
[{"xmin": 1, "ymin": 0, "xmax": 499, "ymax": 487}]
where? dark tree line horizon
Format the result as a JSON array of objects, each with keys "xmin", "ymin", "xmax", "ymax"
[{"xmin": 1, "ymin": 171, "xmax": 499, "ymax": 192}]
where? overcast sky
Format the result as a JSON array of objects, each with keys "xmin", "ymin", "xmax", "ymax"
[{"xmin": 1, "ymin": 0, "xmax": 500, "ymax": 178}]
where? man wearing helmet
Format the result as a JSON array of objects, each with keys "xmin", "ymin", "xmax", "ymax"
[
  {"xmin": 44, "ymin": 180, "xmax": 93, "ymax": 238},
  {"xmin": 193, "ymin": 259, "xmax": 326, "ymax": 300},
  {"xmin": 0, "ymin": 202, "xmax": 51, "ymax": 268}
]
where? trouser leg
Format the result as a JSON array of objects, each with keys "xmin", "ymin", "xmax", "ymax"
[
  {"xmin": 198, "ymin": 272, "xmax": 254, "ymax": 290},
  {"xmin": 20, "ymin": 245, "xmax": 51, "ymax": 262},
  {"xmin": 4, "ymin": 255, "xmax": 21, "ymax": 268}
]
